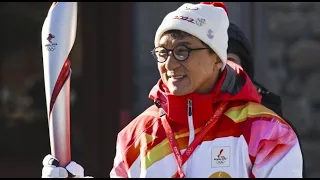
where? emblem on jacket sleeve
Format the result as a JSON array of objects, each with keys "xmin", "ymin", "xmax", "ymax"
[{"xmin": 211, "ymin": 146, "xmax": 230, "ymax": 168}]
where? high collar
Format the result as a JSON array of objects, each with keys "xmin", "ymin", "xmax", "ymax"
[{"xmin": 149, "ymin": 63, "xmax": 262, "ymax": 128}]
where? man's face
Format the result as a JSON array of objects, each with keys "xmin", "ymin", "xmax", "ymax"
[
  {"xmin": 227, "ymin": 53, "xmax": 241, "ymax": 66},
  {"xmin": 157, "ymin": 31, "xmax": 223, "ymax": 96}
]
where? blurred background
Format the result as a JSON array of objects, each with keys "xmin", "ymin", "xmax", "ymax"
[{"xmin": 0, "ymin": 2, "xmax": 319, "ymax": 178}]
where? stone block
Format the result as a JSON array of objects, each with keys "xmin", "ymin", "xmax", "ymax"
[
  {"xmin": 285, "ymin": 75, "xmax": 304, "ymax": 96},
  {"xmin": 294, "ymin": 2, "xmax": 316, "ymax": 12},
  {"xmin": 267, "ymin": 2, "xmax": 296, "ymax": 12},
  {"xmin": 304, "ymin": 73, "xmax": 320, "ymax": 102},
  {"xmin": 288, "ymin": 40, "xmax": 320, "ymax": 71},
  {"xmin": 268, "ymin": 41, "xmax": 285, "ymax": 62},
  {"xmin": 268, "ymin": 12, "xmax": 307, "ymax": 40},
  {"xmin": 307, "ymin": 13, "xmax": 320, "ymax": 39}
]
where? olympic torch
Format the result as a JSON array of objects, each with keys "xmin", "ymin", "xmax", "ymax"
[{"xmin": 41, "ymin": 2, "xmax": 77, "ymax": 167}]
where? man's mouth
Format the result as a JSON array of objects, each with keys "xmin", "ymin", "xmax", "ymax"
[{"xmin": 168, "ymin": 75, "xmax": 186, "ymax": 81}]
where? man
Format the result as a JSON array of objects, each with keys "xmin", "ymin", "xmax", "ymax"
[
  {"xmin": 42, "ymin": 2, "xmax": 303, "ymax": 178},
  {"xmin": 226, "ymin": 22, "xmax": 283, "ymax": 117}
]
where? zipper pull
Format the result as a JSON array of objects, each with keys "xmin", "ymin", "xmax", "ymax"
[{"xmin": 188, "ymin": 99, "xmax": 192, "ymax": 116}]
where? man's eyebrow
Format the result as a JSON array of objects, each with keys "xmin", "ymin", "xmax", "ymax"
[
  {"xmin": 158, "ymin": 41, "xmax": 192, "ymax": 47},
  {"xmin": 175, "ymin": 41, "xmax": 192, "ymax": 46}
]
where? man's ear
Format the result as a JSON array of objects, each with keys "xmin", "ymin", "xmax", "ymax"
[
  {"xmin": 215, "ymin": 56, "xmax": 222, "ymax": 64},
  {"xmin": 214, "ymin": 56, "xmax": 223, "ymax": 71}
]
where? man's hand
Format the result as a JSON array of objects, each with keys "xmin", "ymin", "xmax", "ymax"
[{"xmin": 42, "ymin": 154, "xmax": 90, "ymax": 178}]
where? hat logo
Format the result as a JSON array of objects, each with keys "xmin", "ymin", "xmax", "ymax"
[
  {"xmin": 173, "ymin": 15, "xmax": 195, "ymax": 24},
  {"xmin": 195, "ymin": 18, "xmax": 206, "ymax": 26},
  {"xmin": 207, "ymin": 29, "xmax": 214, "ymax": 39}
]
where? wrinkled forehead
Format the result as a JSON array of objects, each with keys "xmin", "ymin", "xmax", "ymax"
[{"xmin": 158, "ymin": 30, "xmax": 201, "ymax": 47}]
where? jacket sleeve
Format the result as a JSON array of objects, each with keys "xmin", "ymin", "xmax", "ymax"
[
  {"xmin": 249, "ymin": 119, "xmax": 303, "ymax": 178},
  {"xmin": 109, "ymin": 134, "xmax": 128, "ymax": 178}
]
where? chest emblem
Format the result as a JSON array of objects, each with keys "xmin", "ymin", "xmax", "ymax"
[{"xmin": 211, "ymin": 146, "xmax": 230, "ymax": 168}]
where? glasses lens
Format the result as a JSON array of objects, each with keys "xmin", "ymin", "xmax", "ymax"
[
  {"xmin": 173, "ymin": 46, "xmax": 189, "ymax": 61},
  {"xmin": 153, "ymin": 47, "xmax": 167, "ymax": 62}
]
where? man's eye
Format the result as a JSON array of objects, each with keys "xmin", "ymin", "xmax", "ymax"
[
  {"xmin": 156, "ymin": 51, "xmax": 167, "ymax": 57},
  {"xmin": 174, "ymin": 47, "xmax": 188, "ymax": 55},
  {"xmin": 176, "ymin": 49, "xmax": 188, "ymax": 53}
]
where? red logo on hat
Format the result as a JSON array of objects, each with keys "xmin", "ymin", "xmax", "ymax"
[{"xmin": 173, "ymin": 16, "xmax": 195, "ymax": 24}]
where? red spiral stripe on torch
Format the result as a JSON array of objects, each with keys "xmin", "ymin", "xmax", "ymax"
[{"xmin": 49, "ymin": 58, "xmax": 71, "ymax": 120}]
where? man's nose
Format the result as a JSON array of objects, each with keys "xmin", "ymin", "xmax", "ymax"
[{"xmin": 165, "ymin": 52, "xmax": 180, "ymax": 70}]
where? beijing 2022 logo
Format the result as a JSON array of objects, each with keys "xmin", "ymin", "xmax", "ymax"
[{"xmin": 45, "ymin": 33, "xmax": 58, "ymax": 51}]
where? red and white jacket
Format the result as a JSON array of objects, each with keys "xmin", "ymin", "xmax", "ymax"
[{"xmin": 110, "ymin": 63, "xmax": 303, "ymax": 178}]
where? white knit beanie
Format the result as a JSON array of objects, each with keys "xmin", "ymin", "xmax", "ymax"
[{"xmin": 154, "ymin": 2, "xmax": 229, "ymax": 69}]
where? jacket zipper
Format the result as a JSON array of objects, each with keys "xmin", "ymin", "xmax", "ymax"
[
  {"xmin": 187, "ymin": 99, "xmax": 195, "ymax": 144},
  {"xmin": 185, "ymin": 99, "xmax": 194, "ymax": 177}
]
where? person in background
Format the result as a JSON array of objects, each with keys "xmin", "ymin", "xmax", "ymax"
[{"xmin": 227, "ymin": 22, "xmax": 283, "ymax": 116}]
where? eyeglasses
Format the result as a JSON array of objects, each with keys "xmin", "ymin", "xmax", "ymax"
[{"xmin": 151, "ymin": 45, "xmax": 209, "ymax": 63}]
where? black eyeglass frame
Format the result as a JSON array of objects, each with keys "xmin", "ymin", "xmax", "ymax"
[{"xmin": 151, "ymin": 45, "xmax": 209, "ymax": 63}]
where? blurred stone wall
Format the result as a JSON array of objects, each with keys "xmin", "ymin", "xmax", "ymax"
[
  {"xmin": 262, "ymin": 2, "xmax": 319, "ymax": 136},
  {"xmin": 260, "ymin": 2, "xmax": 320, "ymax": 178},
  {"xmin": 132, "ymin": 2, "xmax": 320, "ymax": 177}
]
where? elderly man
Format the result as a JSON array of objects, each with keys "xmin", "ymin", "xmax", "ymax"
[{"xmin": 41, "ymin": 2, "xmax": 303, "ymax": 178}]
